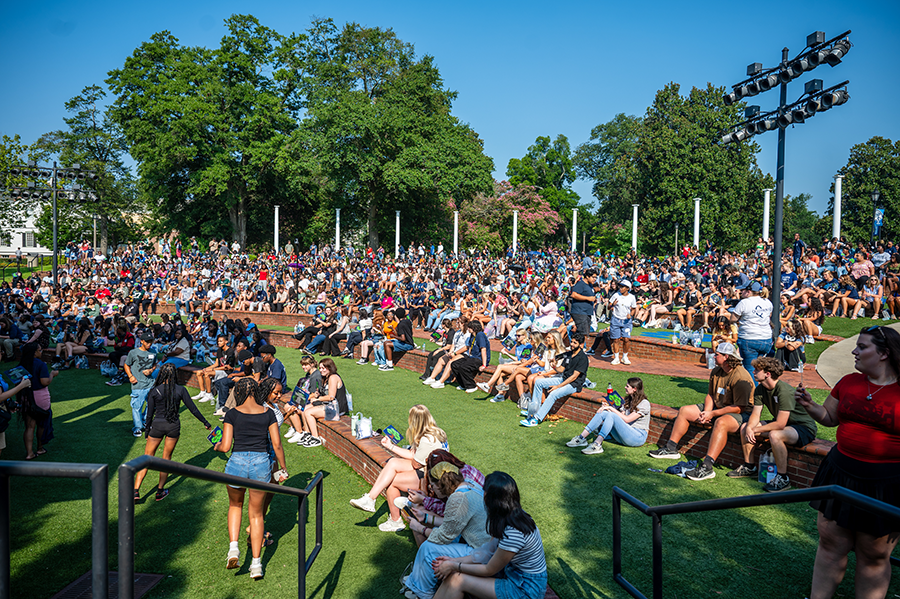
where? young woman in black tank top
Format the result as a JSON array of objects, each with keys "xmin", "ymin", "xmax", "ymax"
[{"xmin": 134, "ymin": 363, "xmax": 212, "ymax": 502}]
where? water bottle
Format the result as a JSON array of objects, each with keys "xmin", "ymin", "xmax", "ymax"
[{"xmin": 672, "ymin": 333, "xmax": 678, "ymax": 345}]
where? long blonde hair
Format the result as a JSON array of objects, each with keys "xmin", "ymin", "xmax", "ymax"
[
  {"xmin": 545, "ymin": 330, "xmax": 565, "ymax": 359},
  {"xmin": 407, "ymin": 404, "xmax": 447, "ymax": 447}
]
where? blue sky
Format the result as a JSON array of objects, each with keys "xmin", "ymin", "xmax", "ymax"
[{"xmin": 2, "ymin": 0, "xmax": 898, "ymax": 220}]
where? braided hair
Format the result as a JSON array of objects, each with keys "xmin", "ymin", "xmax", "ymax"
[
  {"xmin": 256, "ymin": 377, "xmax": 279, "ymax": 406},
  {"xmin": 154, "ymin": 363, "xmax": 180, "ymax": 423},
  {"xmin": 234, "ymin": 377, "xmax": 259, "ymax": 406}
]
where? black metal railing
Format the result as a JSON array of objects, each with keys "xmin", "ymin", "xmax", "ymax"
[
  {"xmin": 612, "ymin": 484, "xmax": 900, "ymax": 599},
  {"xmin": 118, "ymin": 456, "xmax": 323, "ymax": 599},
  {"xmin": 0, "ymin": 461, "xmax": 108, "ymax": 599}
]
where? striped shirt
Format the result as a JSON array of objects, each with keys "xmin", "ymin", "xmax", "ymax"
[{"xmin": 499, "ymin": 526, "xmax": 546, "ymax": 574}]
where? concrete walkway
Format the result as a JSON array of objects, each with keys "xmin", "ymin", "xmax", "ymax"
[{"xmin": 815, "ymin": 322, "xmax": 900, "ymax": 387}]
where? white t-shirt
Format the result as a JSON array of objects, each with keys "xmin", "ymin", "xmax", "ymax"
[
  {"xmin": 732, "ymin": 296, "xmax": 774, "ymax": 340},
  {"xmin": 610, "ymin": 292, "xmax": 637, "ymax": 320}
]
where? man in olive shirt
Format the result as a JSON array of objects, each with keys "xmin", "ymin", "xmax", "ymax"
[
  {"xmin": 124, "ymin": 331, "xmax": 157, "ymax": 437},
  {"xmin": 727, "ymin": 356, "xmax": 817, "ymax": 492},
  {"xmin": 649, "ymin": 342, "xmax": 754, "ymax": 481}
]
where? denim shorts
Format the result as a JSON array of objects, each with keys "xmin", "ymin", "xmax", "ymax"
[
  {"xmin": 393, "ymin": 340, "xmax": 416, "ymax": 352},
  {"xmin": 609, "ymin": 316, "xmax": 632, "ymax": 340},
  {"xmin": 225, "ymin": 451, "xmax": 272, "ymax": 488},
  {"xmin": 495, "ymin": 566, "xmax": 547, "ymax": 599}
]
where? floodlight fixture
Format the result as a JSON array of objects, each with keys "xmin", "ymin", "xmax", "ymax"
[{"xmin": 822, "ymin": 89, "xmax": 849, "ymax": 109}]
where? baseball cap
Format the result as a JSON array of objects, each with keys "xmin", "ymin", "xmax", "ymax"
[
  {"xmin": 715, "ymin": 342, "xmax": 741, "ymax": 359},
  {"xmin": 749, "ymin": 281, "xmax": 762, "ymax": 293},
  {"xmin": 140, "ymin": 331, "xmax": 154, "ymax": 343},
  {"xmin": 619, "ymin": 280, "xmax": 632, "ymax": 289}
]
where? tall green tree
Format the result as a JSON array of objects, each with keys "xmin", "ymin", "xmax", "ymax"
[
  {"xmin": 0, "ymin": 135, "xmax": 40, "ymax": 234},
  {"xmin": 106, "ymin": 15, "xmax": 306, "ymax": 247},
  {"xmin": 826, "ymin": 136, "xmax": 900, "ymax": 244},
  {"xmin": 574, "ymin": 113, "xmax": 643, "ymax": 209},
  {"xmin": 34, "ymin": 85, "xmax": 140, "ymax": 253},
  {"xmin": 295, "ymin": 19, "xmax": 493, "ymax": 248},
  {"xmin": 779, "ymin": 192, "xmax": 820, "ymax": 248},
  {"xmin": 621, "ymin": 82, "xmax": 772, "ymax": 252},
  {"xmin": 507, "ymin": 135, "xmax": 580, "ymax": 246}
]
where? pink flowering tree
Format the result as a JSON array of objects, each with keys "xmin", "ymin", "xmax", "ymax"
[{"xmin": 457, "ymin": 180, "xmax": 560, "ymax": 253}]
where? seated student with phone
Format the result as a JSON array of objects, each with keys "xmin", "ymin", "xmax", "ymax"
[
  {"xmin": 297, "ymin": 358, "xmax": 349, "ymax": 448},
  {"xmin": 283, "ymin": 355, "xmax": 322, "ymax": 445}
]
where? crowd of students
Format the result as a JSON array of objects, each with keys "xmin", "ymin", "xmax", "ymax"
[{"xmin": 2, "ymin": 232, "xmax": 900, "ymax": 597}]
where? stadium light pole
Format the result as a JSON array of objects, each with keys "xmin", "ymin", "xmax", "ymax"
[
  {"xmin": 2, "ymin": 161, "xmax": 98, "ymax": 286},
  {"xmin": 720, "ymin": 30, "xmax": 852, "ymax": 335}
]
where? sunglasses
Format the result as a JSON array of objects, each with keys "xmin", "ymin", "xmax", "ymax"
[{"xmin": 861, "ymin": 325, "xmax": 887, "ymax": 344}]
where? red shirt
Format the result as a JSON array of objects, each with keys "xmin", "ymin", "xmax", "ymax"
[{"xmin": 833, "ymin": 373, "xmax": 900, "ymax": 463}]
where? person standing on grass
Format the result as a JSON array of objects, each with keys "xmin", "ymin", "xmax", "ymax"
[
  {"xmin": 214, "ymin": 377, "xmax": 288, "ymax": 580},
  {"xmin": 796, "ymin": 325, "xmax": 900, "ymax": 599},
  {"xmin": 568, "ymin": 268, "xmax": 597, "ymax": 337},
  {"xmin": 134, "ymin": 363, "xmax": 212, "ymax": 502},
  {"xmin": 608, "ymin": 280, "xmax": 637, "ymax": 366},
  {"xmin": 726, "ymin": 356, "xmax": 817, "ymax": 492},
  {"xmin": 124, "ymin": 331, "xmax": 157, "ymax": 438},
  {"xmin": 648, "ymin": 342, "xmax": 754, "ymax": 481}
]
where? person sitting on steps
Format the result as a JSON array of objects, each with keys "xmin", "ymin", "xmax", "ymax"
[{"xmin": 648, "ymin": 342, "xmax": 754, "ymax": 481}]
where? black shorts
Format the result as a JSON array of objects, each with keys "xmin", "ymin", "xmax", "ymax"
[
  {"xmin": 759, "ymin": 421, "xmax": 816, "ymax": 447},
  {"xmin": 416, "ymin": 468, "xmax": 424, "ymax": 480},
  {"xmin": 148, "ymin": 418, "xmax": 181, "ymax": 439}
]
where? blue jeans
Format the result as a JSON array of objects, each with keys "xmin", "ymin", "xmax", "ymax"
[
  {"xmin": 426, "ymin": 309, "xmax": 447, "ymax": 330},
  {"xmin": 406, "ymin": 540, "xmax": 473, "ymax": 599},
  {"xmin": 585, "ymin": 410, "xmax": 648, "ymax": 446},
  {"xmin": 736, "ymin": 337, "xmax": 772, "ymax": 382},
  {"xmin": 130, "ymin": 387, "xmax": 151, "ymax": 432},
  {"xmin": 529, "ymin": 376, "xmax": 577, "ymax": 422},
  {"xmin": 151, "ymin": 357, "xmax": 190, "ymax": 379},
  {"xmin": 373, "ymin": 341, "xmax": 387, "ymax": 366},
  {"xmin": 307, "ymin": 334, "xmax": 326, "ymax": 354},
  {"xmin": 392, "ymin": 340, "xmax": 415, "ymax": 353}
]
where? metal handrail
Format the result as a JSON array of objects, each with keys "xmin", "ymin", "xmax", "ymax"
[
  {"xmin": 118, "ymin": 456, "xmax": 323, "ymax": 599},
  {"xmin": 612, "ymin": 484, "xmax": 900, "ymax": 599},
  {"xmin": 0, "ymin": 461, "xmax": 108, "ymax": 599}
]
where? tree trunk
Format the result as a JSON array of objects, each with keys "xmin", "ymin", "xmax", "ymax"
[
  {"xmin": 367, "ymin": 201, "xmax": 379, "ymax": 249},
  {"xmin": 100, "ymin": 215, "xmax": 109, "ymax": 256},
  {"xmin": 229, "ymin": 195, "xmax": 247, "ymax": 250}
]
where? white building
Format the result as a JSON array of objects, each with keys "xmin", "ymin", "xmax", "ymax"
[{"xmin": 0, "ymin": 206, "xmax": 50, "ymax": 258}]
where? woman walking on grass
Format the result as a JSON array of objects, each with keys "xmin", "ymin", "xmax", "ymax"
[
  {"xmin": 133, "ymin": 363, "xmax": 212, "ymax": 502},
  {"xmin": 214, "ymin": 378, "xmax": 288, "ymax": 580}
]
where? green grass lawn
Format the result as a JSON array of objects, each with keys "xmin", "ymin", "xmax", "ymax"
[{"xmin": 8, "ymin": 348, "xmax": 893, "ymax": 598}]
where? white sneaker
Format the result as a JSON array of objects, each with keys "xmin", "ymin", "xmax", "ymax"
[
  {"xmin": 356, "ymin": 359, "xmax": 367, "ymax": 365},
  {"xmin": 291, "ymin": 432, "xmax": 310, "ymax": 444},
  {"xmin": 393, "ymin": 496, "xmax": 412, "ymax": 513},
  {"xmin": 430, "ymin": 382, "xmax": 445, "ymax": 389},
  {"xmin": 476, "ymin": 382, "xmax": 491, "ymax": 393},
  {"xmin": 622, "ymin": 356, "xmax": 631, "ymax": 365},
  {"xmin": 226, "ymin": 547, "xmax": 240, "ymax": 570},
  {"xmin": 249, "ymin": 562, "xmax": 263, "ymax": 579},
  {"xmin": 191, "ymin": 391, "xmax": 205, "ymax": 400},
  {"xmin": 285, "ymin": 427, "xmax": 296, "ymax": 438},
  {"xmin": 610, "ymin": 357, "xmax": 621, "ymax": 365},
  {"xmin": 213, "ymin": 408, "xmax": 226, "ymax": 417},
  {"xmin": 422, "ymin": 378, "xmax": 435, "ymax": 385},
  {"xmin": 350, "ymin": 494, "xmax": 376, "ymax": 513},
  {"xmin": 378, "ymin": 517, "xmax": 406, "ymax": 532}
]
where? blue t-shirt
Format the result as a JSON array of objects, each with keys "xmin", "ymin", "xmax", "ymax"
[
  {"xmin": 781, "ymin": 271, "xmax": 798, "ymax": 290},
  {"xmin": 267, "ymin": 358, "xmax": 290, "ymax": 393},
  {"xmin": 569, "ymin": 280, "xmax": 595, "ymax": 315},
  {"xmin": 468, "ymin": 332, "xmax": 491, "ymax": 366}
]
